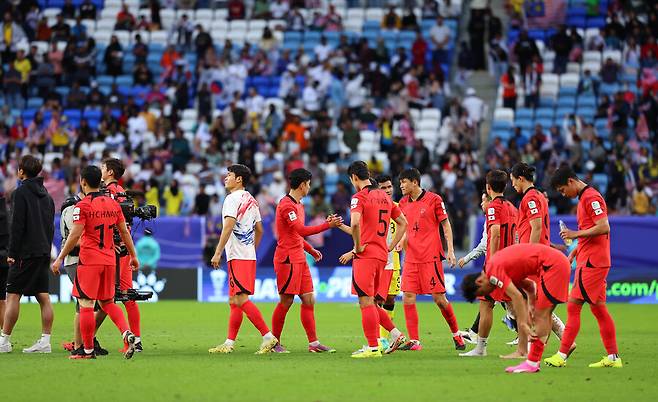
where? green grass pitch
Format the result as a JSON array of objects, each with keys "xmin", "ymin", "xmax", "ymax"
[{"xmin": 1, "ymin": 301, "xmax": 656, "ymax": 402}]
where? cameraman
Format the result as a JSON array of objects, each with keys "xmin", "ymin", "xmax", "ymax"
[
  {"xmin": 60, "ymin": 192, "xmax": 108, "ymax": 356},
  {"xmin": 52, "ymin": 166, "xmax": 140, "ymax": 359},
  {"xmin": 100, "ymin": 157, "xmax": 142, "ymax": 352}
]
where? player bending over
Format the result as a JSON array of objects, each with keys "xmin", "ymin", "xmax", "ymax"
[
  {"xmin": 340, "ymin": 161, "xmax": 408, "ymax": 358},
  {"xmin": 52, "ymin": 166, "xmax": 139, "ymax": 360},
  {"xmin": 543, "ymin": 166, "xmax": 622, "ymax": 369},
  {"xmin": 397, "ymin": 168, "xmax": 465, "ymax": 351},
  {"xmin": 462, "ymin": 243, "xmax": 570, "ymax": 373},
  {"xmin": 271, "ymin": 168, "xmax": 342, "ymax": 353},
  {"xmin": 209, "ymin": 164, "xmax": 278, "ymax": 355}
]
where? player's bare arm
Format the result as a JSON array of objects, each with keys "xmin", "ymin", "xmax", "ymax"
[
  {"xmin": 440, "ymin": 218, "xmax": 457, "ymax": 267},
  {"xmin": 350, "ymin": 211, "xmax": 365, "ymax": 253},
  {"xmin": 505, "ymin": 283, "xmax": 536, "ymax": 341},
  {"xmin": 519, "ymin": 279, "xmax": 537, "ymax": 318},
  {"xmin": 52, "ymin": 223, "xmax": 84, "ymax": 274},
  {"xmin": 388, "ymin": 213, "xmax": 407, "ymax": 252},
  {"xmin": 529, "ymin": 217, "xmax": 542, "ymax": 243},
  {"xmin": 567, "ymin": 246, "xmax": 578, "ymax": 263},
  {"xmin": 337, "ymin": 223, "xmax": 353, "ymax": 236},
  {"xmin": 211, "ymin": 216, "xmax": 237, "ymax": 269},
  {"xmin": 304, "ymin": 241, "xmax": 323, "ymax": 262},
  {"xmin": 562, "ymin": 217, "xmax": 610, "ymax": 240},
  {"xmin": 117, "ymin": 220, "xmax": 140, "ymax": 271},
  {"xmin": 489, "ymin": 224, "xmax": 501, "ymax": 257},
  {"xmin": 255, "ymin": 221, "xmax": 264, "ymax": 249}
]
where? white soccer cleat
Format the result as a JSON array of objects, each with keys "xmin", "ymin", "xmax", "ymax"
[
  {"xmin": 506, "ymin": 337, "xmax": 519, "ymax": 346},
  {"xmin": 22, "ymin": 339, "xmax": 51, "ymax": 354},
  {"xmin": 459, "ymin": 348, "xmax": 487, "ymax": 357},
  {"xmin": 458, "ymin": 329, "xmax": 478, "ymax": 344},
  {"xmin": 0, "ymin": 342, "xmax": 12, "ymax": 353}
]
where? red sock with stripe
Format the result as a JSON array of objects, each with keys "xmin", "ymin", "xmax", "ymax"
[
  {"xmin": 271, "ymin": 303, "xmax": 290, "ymax": 341},
  {"xmin": 300, "ymin": 304, "xmax": 318, "ymax": 343},
  {"xmin": 404, "ymin": 304, "xmax": 420, "ymax": 341},
  {"xmin": 240, "ymin": 300, "xmax": 270, "ymax": 336},
  {"xmin": 558, "ymin": 302, "xmax": 582, "ymax": 355},
  {"xmin": 377, "ymin": 306, "xmax": 396, "ymax": 332},
  {"xmin": 101, "ymin": 302, "xmax": 129, "ymax": 335},
  {"xmin": 123, "ymin": 300, "xmax": 141, "ymax": 337},
  {"xmin": 228, "ymin": 304, "xmax": 243, "ymax": 341},
  {"xmin": 360, "ymin": 305, "xmax": 379, "ymax": 348},
  {"xmin": 528, "ymin": 339, "xmax": 546, "ymax": 363},
  {"xmin": 79, "ymin": 307, "xmax": 95, "ymax": 352},
  {"xmin": 439, "ymin": 303, "xmax": 459, "ymax": 334},
  {"xmin": 590, "ymin": 304, "xmax": 619, "ymax": 355}
]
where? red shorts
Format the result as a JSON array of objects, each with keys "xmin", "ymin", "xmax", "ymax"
[
  {"xmin": 119, "ymin": 254, "xmax": 133, "ymax": 291},
  {"xmin": 352, "ymin": 258, "xmax": 386, "ymax": 299},
  {"xmin": 570, "ymin": 267, "xmax": 609, "ymax": 304},
  {"xmin": 274, "ymin": 261, "xmax": 314, "ymax": 295},
  {"xmin": 227, "ymin": 259, "xmax": 257, "ymax": 297},
  {"xmin": 72, "ymin": 264, "xmax": 116, "ymax": 301},
  {"xmin": 536, "ymin": 262, "xmax": 570, "ymax": 309},
  {"xmin": 402, "ymin": 261, "xmax": 446, "ymax": 295},
  {"xmin": 380, "ymin": 269, "xmax": 394, "ymax": 298}
]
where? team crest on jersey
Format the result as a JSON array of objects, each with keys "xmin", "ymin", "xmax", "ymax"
[
  {"xmin": 288, "ymin": 211, "xmax": 298, "ymax": 222},
  {"xmin": 72, "ymin": 207, "xmax": 80, "ymax": 221},
  {"xmin": 489, "ymin": 276, "xmax": 503, "ymax": 288},
  {"xmin": 420, "ymin": 208, "xmax": 426, "ymax": 215},
  {"xmin": 591, "ymin": 201, "xmax": 603, "ymax": 215},
  {"xmin": 528, "ymin": 201, "xmax": 537, "ymax": 209},
  {"xmin": 487, "ymin": 207, "xmax": 495, "ymax": 215},
  {"xmin": 350, "ymin": 198, "xmax": 358, "ymax": 209}
]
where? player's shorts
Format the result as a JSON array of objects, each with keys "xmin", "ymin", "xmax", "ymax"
[
  {"xmin": 72, "ymin": 264, "xmax": 116, "ymax": 301},
  {"xmin": 227, "ymin": 259, "xmax": 257, "ymax": 297},
  {"xmin": 536, "ymin": 261, "xmax": 570, "ymax": 309},
  {"xmin": 118, "ymin": 254, "xmax": 133, "ymax": 291},
  {"xmin": 570, "ymin": 267, "xmax": 609, "ymax": 304},
  {"xmin": 381, "ymin": 268, "xmax": 401, "ymax": 296},
  {"xmin": 6, "ymin": 256, "xmax": 50, "ymax": 296},
  {"xmin": 401, "ymin": 261, "xmax": 446, "ymax": 295},
  {"xmin": 64, "ymin": 263, "xmax": 78, "ymax": 284},
  {"xmin": 274, "ymin": 261, "xmax": 314, "ymax": 295},
  {"xmin": 352, "ymin": 258, "xmax": 387, "ymax": 299},
  {"xmin": 0, "ymin": 266, "xmax": 8, "ymax": 301}
]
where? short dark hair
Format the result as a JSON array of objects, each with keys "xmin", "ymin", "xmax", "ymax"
[
  {"xmin": 81, "ymin": 165, "xmax": 102, "ymax": 188},
  {"xmin": 347, "ymin": 161, "xmax": 370, "ymax": 180},
  {"xmin": 399, "ymin": 168, "xmax": 421, "ymax": 185},
  {"xmin": 102, "ymin": 158, "xmax": 125, "ymax": 179},
  {"xmin": 486, "ymin": 169, "xmax": 508, "ymax": 193},
  {"xmin": 18, "ymin": 155, "xmax": 42, "ymax": 178},
  {"xmin": 511, "ymin": 162, "xmax": 536, "ymax": 182},
  {"xmin": 375, "ymin": 174, "xmax": 392, "ymax": 184},
  {"xmin": 461, "ymin": 272, "xmax": 481, "ymax": 303},
  {"xmin": 289, "ymin": 168, "xmax": 312, "ymax": 189},
  {"xmin": 550, "ymin": 165, "xmax": 579, "ymax": 189},
  {"xmin": 228, "ymin": 164, "xmax": 252, "ymax": 185}
]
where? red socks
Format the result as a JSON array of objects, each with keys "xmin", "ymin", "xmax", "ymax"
[
  {"xmin": 377, "ymin": 306, "xmax": 396, "ymax": 332},
  {"xmin": 101, "ymin": 302, "xmax": 129, "ymax": 335},
  {"xmin": 439, "ymin": 303, "xmax": 459, "ymax": 334},
  {"xmin": 228, "ymin": 304, "xmax": 243, "ymax": 341},
  {"xmin": 271, "ymin": 303, "xmax": 290, "ymax": 341},
  {"xmin": 590, "ymin": 304, "xmax": 619, "ymax": 355},
  {"xmin": 123, "ymin": 300, "xmax": 141, "ymax": 337},
  {"xmin": 240, "ymin": 300, "xmax": 270, "ymax": 336},
  {"xmin": 528, "ymin": 339, "xmax": 546, "ymax": 363},
  {"xmin": 79, "ymin": 307, "xmax": 95, "ymax": 351},
  {"xmin": 404, "ymin": 304, "xmax": 419, "ymax": 341},
  {"xmin": 300, "ymin": 304, "xmax": 318, "ymax": 343},
  {"xmin": 559, "ymin": 302, "xmax": 582, "ymax": 355},
  {"xmin": 360, "ymin": 305, "xmax": 380, "ymax": 347}
]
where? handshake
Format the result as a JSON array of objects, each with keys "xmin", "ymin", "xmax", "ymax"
[{"xmin": 325, "ymin": 214, "xmax": 344, "ymax": 228}]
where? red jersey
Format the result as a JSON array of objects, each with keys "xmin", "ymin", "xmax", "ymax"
[
  {"xmin": 105, "ymin": 181, "xmax": 126, "ymax": 201},
  {"xmin": 517, "ymin": 187, "xmax": 550, "ymax": 245},
  {"xmin": 399, "ymin": 190, "xmax": 448, "ymax": 263},
  {"xmin": 350, "ymin": 186, "xmax": 401, "ymax": 262},
  {"xmin": 485, "ymin": 243, "xmax": 568, "ymax": 292},
  {"xmin": 576, "ymin": 186, "xmax": 611, "ymax": 268},
  {"xmin": 274, "ymin": 194, "xmax": 329, "ymax": 263},
  {"xmin": 73, "ymin": 192, "xmax": 126, "ymax": 265},
  {"xmin": 486, "ymin": 196, "xmax": 518, "ymax": 260}
]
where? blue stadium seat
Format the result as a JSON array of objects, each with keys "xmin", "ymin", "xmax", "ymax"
[
  {"xmin": 559, "ymin": 86, "xmax": 578, "ymax": 96},
  {"xmin": 528, "ymin": 29, "xmax": 545, "ymax": 41},
  {"xmin": 83, "ymin": 109, "xmax": 102, "ymax": 120},
  {"xmin": 515, "ymin": 118, "xmax": 533, "ymax": 130},
  {"xmin": 600, "ymin": 83, "xmax": 620, "ymax": 96},
  {"xmin": 587, "ymin": 17, "xmax": 606, "ymax": 28},
  {"xmin": 593, "ymin": 173, "xmax": 608, "ymax": 194},
  {"xmin": 515, "ymin": 108, "xmax": 534, "ymax": 120},
  {"xmin": 64, "ymin": 109, "xmax": 82, "ymax": 121},
  {"xmin": 97, "ymin": 75, "xmax": 114, "ymax": 86},
  {"xmin": 27, "ymin": 98, "xmax": 42, "ymax": 109},
  {"xmin": 492, "ymin": 120, "xmax": 513, "ymax": 130},
  {"xmin": 567, "ymin": 6, "xmax": 587, "ymax": 16},
  {"xmin": 115, "ymin": 76, "xmax": 133, "ymax": 87},
  {"xmin": 22, "ymin": 108, "xmax": 37, "ymax": 121},
  {"xmin": 557, "ymin": 97, "xmax": 576, "ymax": 108},
  {"xmin": 535, "ymin": 108, "xmax": 554, "ymax": 119},
  {"xmin": 284, "ymin": 31, "xmax": 303, "ymax": 43},
  {"xmin": 577, "ymin": 106, "xmax": 595, "ymax": 121},
  {"xmin": 566, "ymin": 16, "xmax": 586, "ymax": 27},
  {"xmin": 577, "ymin": 96, "xmax": 596, "ymax": 108},
  {"xmin": 535, "ymin": 118, "xmax": 553, "ymax": 128},
  {"xmin": 305, "ymin": 31, "xmax": 322, "ymax": 42},
  {"xmin": 539, "ymin": 97, "xmax": 556, "ymax": 108},
  {"xmin": 363, "ymin": 20, "xmax": 380, "ymax": 32}
]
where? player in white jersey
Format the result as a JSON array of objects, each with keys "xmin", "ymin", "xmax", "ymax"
[{"xmin": 208, "ymin": 164, "xmax": 278, "ymax": 355}]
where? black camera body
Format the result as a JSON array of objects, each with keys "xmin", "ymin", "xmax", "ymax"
[
  {"xmin": 114, "ymin": 287, "xmax": 154, "ymax": 302},
  {"xmin": 99, "ymin": 185, "xmax": 158, "ymax": 227}
]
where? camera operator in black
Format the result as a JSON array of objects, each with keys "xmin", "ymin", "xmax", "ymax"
[
  {"xmin": 60, "ymin": 192, "xmax": 109, "ymax": 356},
  {"xmin": 99, "ymin": 158, "xmax": 143, "ymax": 352},
  {"xmin": 0, "ymin": 196, "xmax": 9, "ymax": 331}
]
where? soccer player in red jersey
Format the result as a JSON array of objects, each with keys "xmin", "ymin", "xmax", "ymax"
[
  {"xmin": 460, "ymin": 170, "xmax": 518, "ymax": 357},
  {"xmin": 208, "ymin": 164, "xmax": 278, "ymax": 355},
  {"xmin": 461, "ymin": 243, "xmax": 570, "ymax": 373},
  {"xmin": 544, "ymin": 166, "xmax": 622, "ymax": 368},
  {"xmin": 52, "ymin": 166, "xmax": 139, "ymax": 360},
  {"xmin": 340, "ymin": 161, "xmax": 408, "ymax": 358},
  {"xmin": 271, "ymin": 168, "xmax": 342, "ymax": 353},
  {"xmin": 397, "ymin": 168, "xmax": 465, "ymax": 351},
  {"xmin": 100, "ymin": 158, "xmax": 143, "ymax": 352}
]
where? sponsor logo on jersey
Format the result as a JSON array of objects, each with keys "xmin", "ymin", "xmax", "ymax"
[
  {"xmin": 288, "ymin": 211, "xmax": 297, "ymax": 222},
  {"xmin": 350, "ymin": 198, "xmax": 358, "ymax": 209}
]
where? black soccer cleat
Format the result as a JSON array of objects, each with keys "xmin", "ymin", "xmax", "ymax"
[
  {"xmin": 94, "ymin": 338, "xmax": 109, "ymax": 356},
  {"xmin": 69, "ymin": 349, "xmax": 96, "ymax": 360},
  {"xmin": 123, "ymin": 331, "xmax": 137, "ymax": 360},
  {"xmin": 134, "ymin": 342, "xmax": 143, "ymax": 353},
  {"xmin": 453, "ymin": 335, "xmax": 466, "ymax": 351}
]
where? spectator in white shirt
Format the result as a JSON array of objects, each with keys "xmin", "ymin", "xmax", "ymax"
[
  {"xmin": 461, "ymin": 87, "xmax": 485, "ymax": 125},
  {"xmin": 270, "ymin": 0, "xmax": 289, "ymax": 20},
  {"xmin": 345, "ymin": 72, "xmax": 364, "ymax": 115},
  {"xmin": 314, "ymin": 36, "xmax": 333, "ymax": 62},
  {"xmin": 245, "ymin": 86, "xmax": 265, "ymax": 116},
  {"xmin": 302, "ymin": 81, "xmax": 321, "ymax": 113},
  {"xmin": 430, "ymin": 16, "xmax": 451, "ymax": 65}
]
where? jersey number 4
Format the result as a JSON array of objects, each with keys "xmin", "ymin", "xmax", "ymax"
[{"xmin": 94, "ymin": 224, "xmax": 115, "ymax": 249}]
